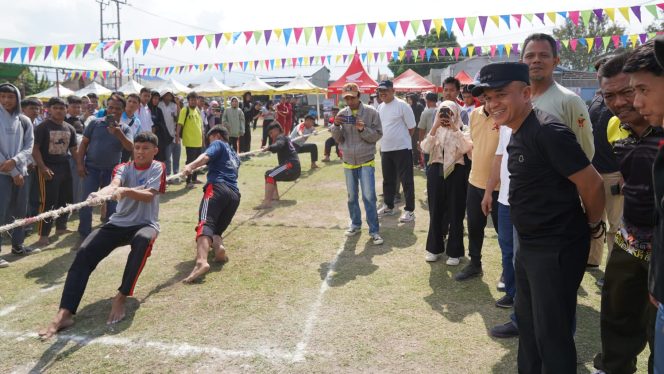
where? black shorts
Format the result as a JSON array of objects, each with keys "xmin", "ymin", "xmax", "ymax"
[
  {"xmin": 195, "ymin": 183, "xmax": 241, "ymax": 239},
  {"xmin": 265, "ymin": 162, "xmax": 301, "ymax": 184}
]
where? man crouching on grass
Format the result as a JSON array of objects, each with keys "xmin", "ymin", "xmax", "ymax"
[
  {"xmin": 181, "ymin": 126, "xmax": 241, "ymax": 283},
  {"xmin": 39, "ymin": 132, "xmax": 165, "ymax": 339}
]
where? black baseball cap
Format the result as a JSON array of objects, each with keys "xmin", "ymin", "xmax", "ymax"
[
  {"xmin": 266, "ymin": 122, "xmax": 283, "ymax": 133},
  {"xmin": 472, "ymin": 62, "xmax": 530, "ymax": 97},
  {"xmin": 655, "ymin": 35, "xmax": 664, "ymax": 69},
  {"xmin": 377, "ymin": 80, "xmax": 393, "ymax": 90}
]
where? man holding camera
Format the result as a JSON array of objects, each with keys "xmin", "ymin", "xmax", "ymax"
[
  {"xmin": 331, "ymin": 83, "xmax": 383, "ymax": 245},
  {"xmin": 76, "ymin": 95, "xmax": 134, "ymax": 244}
]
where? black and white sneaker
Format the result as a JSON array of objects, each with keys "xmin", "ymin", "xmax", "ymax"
[
  {"xmin": 11, "ymin": 245, "xmax": 41, "ymax": 256},
  {"xmin": 495, "ymin": 294, "xmax": 514, "ymax": 309}
]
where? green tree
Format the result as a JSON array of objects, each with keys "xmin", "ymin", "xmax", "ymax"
[
  {"xmin": 14, "ymin": 69, "xmax": 50, "ymax": 96},
  {"xmin": 388, "ymin": 30, "xmax": 461, "ymax": 77},
  {"xmin": 552, "ymin": 17, "xmax": 625, "ymax": 71},
  {"xmin": 646, "ymin": 20, "xmax": 664, "ymax": 33}
]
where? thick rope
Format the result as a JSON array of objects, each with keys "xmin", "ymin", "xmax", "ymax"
[{"xmin": 0, "ymin": 127, "xmax": 332, "ymax": 233}]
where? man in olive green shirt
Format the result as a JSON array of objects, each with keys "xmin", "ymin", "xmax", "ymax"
[{"xmin": 222, "ymin": 97, "xmax": 245, "ymax": 152}]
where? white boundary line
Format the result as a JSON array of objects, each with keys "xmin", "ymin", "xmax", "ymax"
[
  {"xmin": 292, "ymin": 243, "xmax": 346, "ymax": 362},
  {"xmin": 0, "ymin": 329, "xmax": 293, "ymax": 361},
  {"xmin": 0, "ymin": 285, "xmax": 61, "ymax": 318}
]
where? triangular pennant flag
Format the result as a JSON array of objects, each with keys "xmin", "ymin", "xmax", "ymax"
[
  {"xmin": 398, "ymin": 50, "xmax": 406, "ymax": 61},
  {"xmin": 426, "ymin": 48, "xmax": 433, "ymax": 60},
  {"xmin": 133, "ymin": 39, "xmax": 141, "ymax": 54},
  {"xmin": 467, "ymin": 17, "xmax": 478, "ymax": 34},
  {"xmin": 605, "ymin": 8, "xmax": 616, "ymax": 22},
  {"xmin": 254, "ymin": 60, "xmax": 259, "ymax": 70},
  {"xmin": 546, "ymin": 12, "xmax": 556, "ymax": 24},
  {"xmin": 422, "ymin": 19, "xmax": 432, "ymax": 35},
  {"xmin": 561, "ymin": 39, "xmax": 570, "ymax": 49},
  {"xmin": 478, "ymin": 16, "xmax": 488, "ymax": 33},
  {"xmin": 453, "ymin": 47, "xmax": 461, "ymax": 60},
  {"xmin": 28, "ymin": 46, "xmax": 36, "ymax": 62},
  {"xmin": 264, "ymin": 60, "xmax": 269, "ymax": 70},
  {"xmin": 321, "ymin": 55, "xmax": 327, "ymax": 65},
  {"xmin": 273, "ymin": 29, "xmax": 282, "ymax": 42},
  {"xmin": 243, "ymin": 31, "xmax": 253, "ymax": 44},
  {"xmin": 446, "ymin": 47, "xmax": 454, "ymax": 56},
  {"xmin": 476, "ymin": 46, "xmax": 483, "ymax": 56},
  {"xmin": 186, "ymin": 35, "xmax": 195, "ymax": 45},
  {"xmin": 581, "ymin": 10, "xmax": 592, "ymax": 26},
  {"xmin": 142, "ymin": 39, "xmax": 150, "ymax": 55},
  {"xmin": 433, "ymin": 19, "xmax": 443, "ymax": 37},
  {"xmin": 497, "ymin": 44, "xmax": 504, "ymax": 56},
  {"xmin": 346, "ymin": 24, "xmax": 356, "ymax": 43},
  {"xmin": 344, "ymin": 54, "xmax": 350, "ymax": 64},
  {"xmin": 468, "ymin": 46, "xmax": 475, "ymax": 57},
  {"xmin": 283, "ymin": 28, "xmax": 292, "ymax": 45},
  {"xmin": 524, "ymin": 13, "xmax": 534, "ymax": 24},
  {"xmin": 658, "ymin": 3, "xmax": 664, "ymax": 11},
  {"xmin": 19, "ymin": 47, "xmax": 27, "ymax": 63},
  {"xmin": 361, "ymin": 52, "xmax": 368, "ymax": 63},
  {"xmin": 411, "ymin": 19, "xmax": 420, "ymax": 35},
  {"xmin": 73, "ymin": 44, "xmax": 83, "ymax": 58},
  {"xmin": 460, "ymin": 47, "xmax": 467, "ymax": 56},
  {"xmin": 557, "ymin": 12, "xmax": 568, "ymax": 20},
  {"xmin": 593, "ymin": 9, "xmax": 604, "ymax": 22},
  {"xmin": 601, "ymin": 36, "xmax": 611, "ymax": 50},
  {"xmin": 357, "ymin": 23, "xmax": 366, "ymax": 41},
  {"xmin": 43, "ymin": 45, "xmax": 51, "ymax": 60},
  {"xmin": 645, "ymin": 5, "xmax": 658, "ymax": 18},
  {"xmin": 570, "ymin": 39, "xmax": 578, "ymax": 51},
  {"xmin": 335, "ymin": 54, "xmax": 342, "ymax": 64},
  {"xmin": 325, "ymin": 25, "xmax": 334, "ymax": 42},
  {"xmin": 270, "ymin": 59, "xmax": 275, "ymax": 70},
  {"xmin": 387, "ymin": 21, "xmax": 398, "ymax": 36},
  {"xmin": 293, "ymin": 28, "xmax": 303, "ymax": 44},
  {"xmin": 399, "ymin": 20, "xmax": 410, "ymax": 36},
  {"xmin": 620, "ymin": 35, "xmax": 629, "ymax": 47},
  {"xmin": 296, "ymin": 57, "xmax": 302, "ymax": 66},
  {"xmin": 263, "ymin": 30, "xmax": 272, "ymax": 45},
  {"xmin": 618, "ymin": 7, "xmax": 630, "ymax": 22},
  {"xmin": 432, "ymin": 48, "xmax": 438, "ymax": 58},
  {"xmin": 578, "ymin": 37, "xmax": 587, "ymax": 47},
  {"xmin": 500, "ymin": 15, "xmax": 510, "ymax": 29},
  {"xmin": 490, "ymin": 15, "xmax": 500, "ymax": 27},
  {"xmin": 123, "ymin": 40, "xmax": 132, "ymax": 54},
  {"xmin": 334, "ymin": 25, "xmax": 344, "ymax": 42},
  {"xmin": 594, "ymin": 36, "xmax": 603, "ymax": 51},
  {"xmin": 315, "ymin": 26, "xmax": 323, "ymax": 44},
  {"xmin": 505, "ymin": 43, "xmax": 512, "ymax": 57},
  {"xmin": 630, "ymin": 6, "xmax": 641, "ymax": 22},
  {"xmin": 629, "ymin": 34, "xmax": 639, "ymax": 47},
  {"xmin": 455, "ymin": 17, "xmax": 466, "ymax": 32},
  {"xmin": 367, "ymin": 23, "xmax": 377, "ymax": 38},
  {"xmin": 569, "ymin": 11, "xmax": 580, "ymax": 26},
  {"xmin": 649, "ymin": 32, "xmax": 657, "ymax": 39},
  {"xmin": 308, "ymin": 56, "xmax": 314, "ymax": 65},
  {"xmin": 490, "ymin": 44, "xmax": 497, "ymax": 57},
  {"xmin": 58, "ymin": 44, "xmax": 67, "ymax": 59},
  {"xmin": 304, "ymin": 27, "xmax": 313, "ymax": 44},
  {"xmin": 204, "ymin": 34, "xmax": 213, "ymax": 48},
  {"xmin": 228, "ymin": 62, "xmax": 233, "ymax": 71},
  {"xmin": 150, "ymin": 38, "xmax": 160, "ymax": 49},
  {"xmin": 611, "ymin": 35, "xmax": 620, "ymax": 48},
  {"xmin": 252, "ymin": 31, "xmax": 262, "ymax": 45},
  {"xmin": 585, "ymin": 37, "xmax": 594, "ymax": 52},
  {"xmin": 34, "ymin": 45, "xmax": 43, "ymax": 60},
  {"xmin": 378, "ymin": 22, "xmax": 387, "ymax": 37},
  {"xmin": 418, "ymin": 49, "xmax": 426, "ymax": 60},
  {"xmin": 444, "ymin": 18, "xmax": 454, "ymax": 37},
  {"xmin": 535, "ymin": 13, "xmax": 545, "ymax": 24},
  {"xmin": 513, "ymin": 14, "xmax": 522, "ymax": 28}
]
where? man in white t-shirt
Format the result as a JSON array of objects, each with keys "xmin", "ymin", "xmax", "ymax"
[
  {"xmin": 376, "ymin": 80, "xmax": 417, "ymax": 222},
  {"xmin": 137, "ymin": 88, "xmax": 154, "ymax": 134}
]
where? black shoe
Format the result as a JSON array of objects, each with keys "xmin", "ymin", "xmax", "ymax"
[
  {"xmin": 489, "ymin": 321, "xmax": 519, "ymax": 338},
  {"xmin": 596, "ymin": 278, "xmax": 605, "ymax": 287},
  {"xmin": 495, "ymin": 294, "xmax": 514, "ymax": 309},
  {"xmin": 586, "ymin": 264, "xmax": 600, "ymax": 271},
  {"xmin": 454, "ymin": 263, "xmax": 483, "ymax": 281},
  {"xmin": 11, "ymin": 245, "xmax": 41, "ymax": 256}
]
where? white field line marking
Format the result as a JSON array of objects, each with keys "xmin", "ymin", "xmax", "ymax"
[
  {"xmin": 292, "ymin": 243, "xmax": 346, "ymax": 362},
  {"xmin": 0, "ymin": 285, "xmax": 61, "ymax": 318},
  {"xmin": 0, "ymin": 329, "xmax": 293, "ymax": 361}
]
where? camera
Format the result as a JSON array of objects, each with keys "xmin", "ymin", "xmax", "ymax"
[
  {"xmin": 106, "ymin": 114, "xmax": 117, "ymax": 127},
  {"xmin": 439, "ymin": 108, "xmax": 452, "ymax": 119},
  {"xmin": 610, "ymin": 183, "xmax": 621, "ymax": 195}
]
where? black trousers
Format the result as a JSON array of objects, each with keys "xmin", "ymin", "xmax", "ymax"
[
  {"xmin": 426, "ymin": 163, "xmax": 465, "ymax": 258},
  {"xmin": 185, "ymin": 147, "xmax": 201, "ymax": 183},
  {"xmin": 261, "ymin": 120, "xmax": 273, "ymax": 147},
  {"xmin": 466, "ymin": 184, "xmax": 498, "ymax": 267},
  {"xmin": 381, "ymin": 149, "xmax": 415, "ymax": 212},
  {"xmin": 515, "ymin": 235, "xmax": 589, "ymax": 374},
  {"xmin": 595, "ymin": 246, "xmax": 655, "ymax": 374},
  {"xmin": 411, "ymin": 128, "xmax": 421, "ymax": 166},
  {"xmin": 196, "ymin": 183, "xmax": 241, "ymax": 239},
  {"xmin": 294, "ymin": 143, "xmax": 318, "ymax": 163},
  {"xmin": 60, "ymin": 224, "xmax": 158, "ymax": 314},
  {"xmin": 240, "ymin": 122, "xmax": 251, "ymax": 153},
  {"xmin": 324, "ymin": 137, "xmax": 340, "ymax": 157},
  {"xmin": 38, "ymin": 163, "xmax": 72, "ymax": 237}
]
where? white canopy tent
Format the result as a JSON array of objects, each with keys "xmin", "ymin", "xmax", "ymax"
[
  {"xmin": 157, "ymin": 78, "xmax": 192, "ymax": 96},
  {"xmin": 27, "ymin": 84, "xmax": 75, "ymax": 100},
  {"xmin": 75, "ymin": 82, "xmax": 112, "ymax": 97},
  {"xmin": 195, "ymin": 77, "xmax": 232, "ymax": 97},
  {"xmin": 117, "ymin": 79, "xmax": 144, "ymax": 95},
  {"xmin": 226, "ymin": 76, "xmax": 277, "ymax": 96}
]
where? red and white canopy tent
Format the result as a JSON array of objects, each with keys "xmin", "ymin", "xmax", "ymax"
[
  {"xmin": 393, "ymin": 69, "xmax": 439, "ymax": 93},
  {"xmin": 455, "ymin": 70, "xmax": 474, "ymax": 85},
  {"xmin": 327, "ymin": 50, "xmax": 378, "ymax": 96}
]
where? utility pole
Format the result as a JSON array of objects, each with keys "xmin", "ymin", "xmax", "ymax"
[{"xmin": 96, "ymin": 0, "xmax": 127, "ymax": 89}]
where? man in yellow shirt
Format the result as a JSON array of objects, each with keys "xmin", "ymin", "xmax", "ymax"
[{"xmin": 175, "ymin": 91, "xmax": 203, "ymax": 187}]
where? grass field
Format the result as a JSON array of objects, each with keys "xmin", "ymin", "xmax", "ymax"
[{"xmin": 0, "ymin": 129, "xmax": 650, "ymax": 373}]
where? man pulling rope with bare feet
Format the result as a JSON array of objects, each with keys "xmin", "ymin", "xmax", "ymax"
[
  {"xmin": 38, "ymin": 132, "xmax": 166, "ymax": 339},
  {"xmin": 182, "ymin": 126, "xmax": 241, "ymax": 283}
]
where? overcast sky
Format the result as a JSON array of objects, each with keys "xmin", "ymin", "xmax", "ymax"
[{"xmin": 1, "ymin": 0, "xmax": 660, "ymax": 84}]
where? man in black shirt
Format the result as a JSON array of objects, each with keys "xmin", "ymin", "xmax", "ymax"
[
  {"xmin": 255, "ymin": 123, "xmax": 300, "ymax": 209},
  {"xmin": 473, "ymin": 62, "xmax": 605, "ymax": 373},
  {"xmin": 591, "ymin": 52, "xmax": 661, "ymax": 374}
]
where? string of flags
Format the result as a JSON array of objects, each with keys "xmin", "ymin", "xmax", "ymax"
[
  {"xmin": 4, "ymin": 3, "xmax": 663, "ymax": 65},
  {"xmin": 60, "ymin": 32, "xmax": 663, "ymax": 80}
]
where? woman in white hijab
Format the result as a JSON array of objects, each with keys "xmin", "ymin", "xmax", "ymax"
[{"xmin": 420, "ymin": 100, "xmax": 472, "ymax": 264}]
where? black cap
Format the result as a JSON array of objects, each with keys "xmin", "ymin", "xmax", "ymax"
[
  {"xmin": 655, "ymin": 35, "xmax": 664, "ymax": 70},
  {"xmin": 377, "ymin": 80, "xmax": 393, "ymax": 89},
  {"xmin": 472, "ymin": 62, "xmax": 530, "ymax": 97},
  {"xmin": 266, "ymin": 122, "xmax": 283, "ymax": 133}
]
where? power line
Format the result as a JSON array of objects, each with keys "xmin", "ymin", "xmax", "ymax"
[{"xmin": 124, "ymin": 4, "xmax": 219, "ymax": 34}]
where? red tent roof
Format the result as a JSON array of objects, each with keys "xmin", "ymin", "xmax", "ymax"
[
  {"xmin": 392, "ymin": 69, "xmax": 437, "ymax": 92},
  {"xmin": 455, "ymin": 70, "xmax": 474, "ymax": 85},
  {"xmin": 328, "ymin": 51, "xmax": 378, "ymax": 94}
]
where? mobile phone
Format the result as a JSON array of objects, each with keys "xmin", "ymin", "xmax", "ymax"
[
  {"xmin": 106, "ymin": 114, "xmax": 117, "ymax": 126},
  {"xmin": 344, "ymin": 115, "xmax": 356, "ymax": 125},
  {"xmin": 610, "ymin": 183, "xmax": 621, "ymax": 195},
  {"xmin": 439, "ymin": 108, "xmax": 452, "ymax": 119}
]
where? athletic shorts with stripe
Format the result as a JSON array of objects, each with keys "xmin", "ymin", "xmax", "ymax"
[
  {"xmin": 195, "ymin": 183, "xmax": 241, "ymax": 239},
  {"xmin": 264, "ymin": 162, "xmax": 301, "ymax": 184},
  {"xmin": 60, "ymin": 223, "xmax": 158, "ymax": 314}
]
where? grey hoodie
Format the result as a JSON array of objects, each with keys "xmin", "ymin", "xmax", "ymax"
[
  {"xmin": 0, "ymin": 83, "xmax": 34, "ymax": 177},
  {"xmin": 330, "ymin": 103, "xmax": 382, "ymax": 165}
]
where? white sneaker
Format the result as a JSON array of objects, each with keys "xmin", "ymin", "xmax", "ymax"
[
  {"xmin": 446, "ymin": 257, "xmax": 460, "ymax": 266},
  {"xmin": 377, "ymin": 204, "xmax": 395, "ymax": 217},
  {"xmin": 345, "ymin": 227, "xmax": 361, "ymax": 237},
  {"xmin": 399, "ymin": 210, "xmax": 415, "ymax": 223},
  {"xmin": 0, "ymin": 258, "xmax": 9, "ymax": 268},
  {"xmin": 425, "ymin": 252, "xmax": 440, "ymax": 262},
  {"xmin": 370, "ymin": 233, "xmax": 384, "ymax": 245}
]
